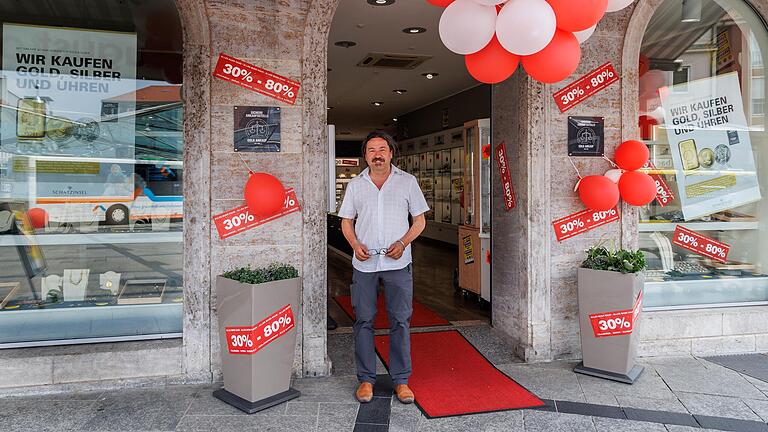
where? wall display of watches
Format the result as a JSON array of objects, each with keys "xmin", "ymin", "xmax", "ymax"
[
  {"xmin": 63, "ymin": 269, "xmax": 90, "ymax": 302},
  {"xmin": 398, "ymin": 127, "xmax": 465, "ymax": 227}
]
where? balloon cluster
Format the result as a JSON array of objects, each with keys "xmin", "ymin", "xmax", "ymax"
[
  {"xmin": 577, "ymin": 140, "xmax": 657, "ymax": 211},
  {"xmin": 430, "ymin": 0, "xmax": 635, "ymax": 84}
]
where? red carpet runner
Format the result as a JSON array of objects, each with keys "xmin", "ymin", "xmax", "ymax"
[
  {"xmin": 375, "ymin": 330, "xmax": 544, "ymax": 418},
  {"xmin": 334, "ymin": 295, "xmax": 450, "ymax": 329}
]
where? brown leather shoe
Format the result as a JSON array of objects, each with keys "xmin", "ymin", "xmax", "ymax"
[
  {"xmin": 395, "ymin": 384, "xmax": 415, "ymax": 404},
  {"xmin": 355, "ymin": 382, "xmax": 373, "ymax": 403}
]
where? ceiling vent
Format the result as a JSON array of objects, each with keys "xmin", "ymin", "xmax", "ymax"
[{"xmin": 356, "ymin": 52, "xmax": 432, "ymax": 70}]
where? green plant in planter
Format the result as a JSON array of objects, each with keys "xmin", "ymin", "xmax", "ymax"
[
  {"xmin": 581, "ymin": 244, "xmax": 647, "ymax": 274},
  {"xmin": 222, "ymin": 263, "xmax": 299, "ymax": 284}
]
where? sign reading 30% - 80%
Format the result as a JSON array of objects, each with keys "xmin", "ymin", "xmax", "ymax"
[
  {"xmin": 553, "ymin": 207, "xmax": 620, "ymax": 242},
  {"xmin": 672, "ymin": 225, "xmax": 730, "ymax": 263},
  {"xmin": 214, "ymin": 53, "xmax": 300, "ymax": 105}
]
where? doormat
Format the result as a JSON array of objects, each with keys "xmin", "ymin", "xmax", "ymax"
[
  {"xmin": 703, "ymin": 353, "xmax": 768, "ymax": 383},
  {"xmin": 334, "ymin": 295, "xmax": 450, "ymax": 329},
  {"xmin": 375, "ymin": 330, "xmax": 544, "ymax": 418}
]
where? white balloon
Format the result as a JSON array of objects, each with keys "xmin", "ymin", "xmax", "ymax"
[
  {"xmin": 574, "ymin": 25, "xmax": 596, "ymax": 44},
  {"xmin": 496, "ymin": 0, "xmax": 556, "ymax": 56},
  {"xmin": 439, "ymin": 0, "xmax": 497, "ymax": 55},
  {"xmin": 606, "ymin": 0, "xmax": 634, "ymax": 12},
  {"xmin": 604, "ymin": 169, "xmax": 624, "ymax": 183},
  {"xmin": 473, "ymin": 0, "xmax": 507, "ymax": 5}
]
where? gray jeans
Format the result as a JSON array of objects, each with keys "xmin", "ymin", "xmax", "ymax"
[{"xmin": 351, "ymin": 264, "xmax": 413, "ymax": 385}]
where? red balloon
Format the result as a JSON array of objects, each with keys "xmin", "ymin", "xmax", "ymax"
[
  {"xmin": 547, "ymin": 0, "xmax": 608, "ymax": 32},
  {"xmin": 639, "ymin": 53, "xmax": 649, "ymax": 77},
  {"xmin": 619, "ymin": 171, "xmax": 656, "ymax": 206},
  {"xmin": 521, "ymin": 30, "xmax": 580, "ymax": 84},
  {"xmin": 426, "ymin": 0, "xmax": 454, "ymax": 6},
  {"xmin": 465, "ymin": 36, "xmax": 520, "ymax": 84},
  {"xmin": 244, "ymin": 173, "xmax": 286, "ymax": 217},
  {"xmin": 614, "ymin": 140, "xmax": 649, "ymax": 171},
  {"xmin": 578, "ymin": 175, "xmax": 620, "ymax": 211},
  {"xmin": 27, "ymin": 207, "xmax": 48, "ymax": 229}
]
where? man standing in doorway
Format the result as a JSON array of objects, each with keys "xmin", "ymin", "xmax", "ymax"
[{"xmin": 337, "ymin": 131, "xmax": 429, "ymax": 404}]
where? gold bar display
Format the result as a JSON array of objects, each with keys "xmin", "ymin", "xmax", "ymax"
[
  {"xmin": 685, "ymin": 174, "xmax": 737, "ymax": 198},
  {"xmin": 12, "ymin": 158, "xmax": 100, "ymax": 174}
]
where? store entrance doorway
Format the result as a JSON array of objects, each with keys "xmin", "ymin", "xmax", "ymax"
[{"xmin": 324, "ymin": 0, "xmax": 492, "ymax": 330}]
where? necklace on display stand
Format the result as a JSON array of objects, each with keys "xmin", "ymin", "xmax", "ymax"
[
  {"xmin": 63, "ymin": 269, "xmax": 89, "ymax": 302},
  {"xmin": 68, "ymin": 270, "xmax": 84, "ymax": 286}
]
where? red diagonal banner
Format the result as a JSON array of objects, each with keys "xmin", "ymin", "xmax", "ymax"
[
  {"xmin": 213, "ymin": 188, "xmax": 300, "ymax": 239},
  {"xmin": 213, "ymin": 53, "xmax": 300, "ymax": 105},
  {"xmin": 225, "ymin": 304, "xmax": 295, "ymax": 355},
  {"xmin": 495, "ymin": 141, "xmax": 516, "ymax": 211}
]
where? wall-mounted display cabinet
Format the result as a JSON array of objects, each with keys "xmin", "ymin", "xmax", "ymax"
[
  {"xmin": 397, "ymin": 127, "xmax": 465, "ymax": 245},
  {"xmin": 458, "ymin": 119, "xmax": 491, "ymax": 302}
]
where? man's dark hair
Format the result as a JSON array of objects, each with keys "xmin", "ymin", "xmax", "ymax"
[{"xmin": 361, "ymin": 131, "xmax": 398, "ymax": 157}]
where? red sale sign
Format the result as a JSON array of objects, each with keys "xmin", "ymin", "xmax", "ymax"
[
  {"xmin": 213, "ymin": 53, "xmax": 300, "ymax": 105},
  {"xmin": 495, "ymin": 141, "xmax": 516, "ymax": 211},
  {"xmin": 226, "ymin": 304, "xmax": 295, "ymax": 355},
  {"xmin": 644, "ymin": 162, "xmax": 675, "ymax": 207},
  {"xmin": 589, "ymin": 291, "xmax": 643, "ymax": 338},
  {"xmin": 553, "ymin": 63, "xmax": 619, "ymax": 113},
  {"xmin": 672, "ymin": 225, "xmax": 730, "ymax": 263},
  {"xmin": 213, "ymin": 188, "xmax": 300, "ymax": 240},
  {"xmin": 552, "ymin": 207, "xmax": 620, "ymax": 242}
]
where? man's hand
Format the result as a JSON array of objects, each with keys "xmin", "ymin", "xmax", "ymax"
[
  {"xmin": 353, "ymin": 243, "xmax": 370, "ymax": 261},
  {"xmin": 385, "ymin": 240, "xmax": 405, "ymax": 259}
]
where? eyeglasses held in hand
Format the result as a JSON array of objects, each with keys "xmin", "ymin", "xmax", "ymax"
[{"xmin": 367, "ymin": 248, "xmax": 388, "ymax": 256}]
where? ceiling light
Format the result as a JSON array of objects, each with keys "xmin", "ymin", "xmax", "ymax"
[
  {"xmin": 393, "ymin": 89, "xmax": 408, "ymax": 95},
  {"xmin": 334, "ymin": 40, "xmax": 357, "ymax": 48},
  {"xmin": 392, "ymin": 118, "xmax": 398, "ymax": 122},
  {"xmin": 372, "ymin": 101, "xmax": 384, "ymax": 106},
  {"xmin": 681, "ymin": 0, "xmax": 701, "ymax": 23},
  {"xmin": 422, "ymin": 72, "xmax": 439, "ymax": 80},
  {"xmin": 367, "ymin": 0, "xmax": 395, "ymax": 5},
  {"xmin": 403, "ymin": 27, "xmax": 426, "ymax": 34}
]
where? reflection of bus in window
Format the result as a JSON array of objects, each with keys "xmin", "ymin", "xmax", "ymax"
[
  {"xmin": 2, "ymin": 83, "xmax": 184, "ymax": 228},
  {"xmin": 32, "ymin": 158, "xmax": 183, "ymax": 226}
]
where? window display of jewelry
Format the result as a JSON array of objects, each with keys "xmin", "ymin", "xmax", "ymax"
[
  {"xmin": 117, "ymin": 278, "xmax": 167, "ymax": 305},
  {"xmin": 100, "ymin": 271, "xmax": 122, "ymax": 295},
  {"xmin": 63, "ymin": 269, "xmax": 90, "ymax": 302},
  {"xmin": 41, "ymin": 274, "xmax": 62, "ymax": 300}
]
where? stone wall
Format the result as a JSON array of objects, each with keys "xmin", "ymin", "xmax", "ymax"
[{"xmin": 190, "ymin": 0, "xmax": 332, "ymax": 379}]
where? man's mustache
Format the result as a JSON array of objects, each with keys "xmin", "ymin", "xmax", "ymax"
[{"xmin": 372, "ymin": 157, "xmax": 385, "ymax": 162}]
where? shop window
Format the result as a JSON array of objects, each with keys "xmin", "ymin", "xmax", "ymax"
[
  {"xmin": 638, "ymin": 0, "xmax": 768, "ymax": 309},
  {"xmin": 0, "ymin": 0, "xmax": 184, "ymax": 345}
]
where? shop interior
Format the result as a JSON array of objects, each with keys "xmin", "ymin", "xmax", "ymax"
[{"xmin": 325, "ymin": 0, "xmax": 492, "ymax": 328}]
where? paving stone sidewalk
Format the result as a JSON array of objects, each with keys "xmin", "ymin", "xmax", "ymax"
[{"xmin": 3, "ymin": 324, "xmax": 768, "ymax": 431}]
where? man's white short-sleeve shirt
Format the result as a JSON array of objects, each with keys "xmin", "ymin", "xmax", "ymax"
[{"xmin": 337, "ymin": 165, "xmax": 430, "ymax": 273}]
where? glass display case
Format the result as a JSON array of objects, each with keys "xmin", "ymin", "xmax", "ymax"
[
  {"xmin": 334, "ymin": 157, "xmax": 362, "ymax": 212},
  {"xmin": 458, "ymin": 119, "xmax": 491, "ymax": 301},
  {"xmin": 462, "ymin": 119, "xmax": 491, "ymax": 233}
]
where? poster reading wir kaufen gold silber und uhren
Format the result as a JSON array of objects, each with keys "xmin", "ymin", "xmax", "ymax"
[
  {"xmin": 661, "ymin": 72, "xmax": 761, "ymax": 221},
  {"xmin": 0, "ymin": 23, "xmax": 137, "ymax": 203}
]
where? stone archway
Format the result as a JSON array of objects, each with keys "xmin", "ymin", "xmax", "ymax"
[{"xmin": 176, "ymin": 0, "xmax": 214, "ymax": 382}]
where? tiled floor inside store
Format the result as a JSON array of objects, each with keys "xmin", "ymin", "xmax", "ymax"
[{"xmin": 5, "ymin": 324, "xmax": 768, "ymax": 431}]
